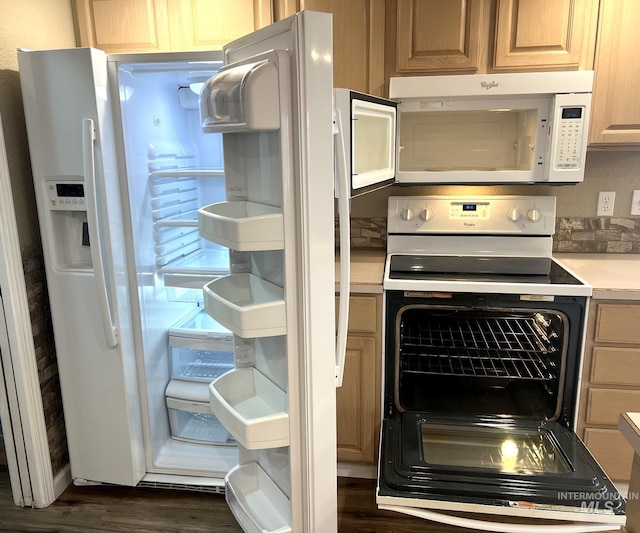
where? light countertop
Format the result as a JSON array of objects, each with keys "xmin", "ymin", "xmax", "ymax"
[
  {"xmin": 619, "ymin": 413, "xmax": 640, "ymax": 455},
  {"xmin": 335, "ymin": 249, "xmax": 385, "ymax": 294},
  {"xmin": 554, "ymin": 253, "xmax": 640, "ymax": 300},
  {"xmin": 335, "ymin": 250, "xmax": 640, "ymax": 299}
]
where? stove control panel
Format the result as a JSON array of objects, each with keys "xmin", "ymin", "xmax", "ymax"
[{"xmin": 388, "ymin": 195, "xmax": 556, "ymax": 236}]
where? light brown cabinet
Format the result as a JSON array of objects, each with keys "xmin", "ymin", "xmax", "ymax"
[
  {"xmin": 72, "ymin": 0, "xmax": 273, "ymax": 53},
  {"xmin": 385, "ymin": 0, "xmax": 597, "ymax": 77},
  {"xmin": 335, "ymin": 294, "xmax": 382, "ymax": 464},
  {"xmin": 385, "ymin": 0, "xmax": 489, "ymax": 75},
  {"xmin": 578, "ymin": 301, "xmax": 640, "ymax": 482},
  {"xmin": 589, "ymin": 0, "xmax": 640, "ymax": 147},
  {"xmin": 274, "ymin": 0, "xmax": 385, "ymax": 95}
]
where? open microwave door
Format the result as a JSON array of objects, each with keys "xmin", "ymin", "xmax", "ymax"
[
  {"xmin": 334, "ymin": 89, "xmax": 396, "ymax": 198},
  {"xmin": 377, "ymin": 413, "xmax": 626, "ymax": 532}
]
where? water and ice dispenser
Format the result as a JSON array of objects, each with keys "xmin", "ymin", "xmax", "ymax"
[{"xmin": 45, "ymin": 179, "xmax": 93, "ymax": 270}]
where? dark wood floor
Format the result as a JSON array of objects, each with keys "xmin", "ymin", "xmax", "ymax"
[
  {"xmin": 0, "ymin": 471, "xmax": 621, "ymax": 532},
  {"xmin": 0, "ymin": 471, "xmax": 482, "ymax": 532}
]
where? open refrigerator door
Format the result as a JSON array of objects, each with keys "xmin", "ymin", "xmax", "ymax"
[{"xmin": 196, "ymin": 12, "xmax": 337, "ymax": 533}]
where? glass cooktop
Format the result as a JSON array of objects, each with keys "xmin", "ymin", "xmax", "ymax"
[{"xmin": 388, "ymin": 255, "xmax": 584, "ymax": 285}]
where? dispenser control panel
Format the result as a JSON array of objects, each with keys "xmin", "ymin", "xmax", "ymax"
[{"xmin": 47, "ymin": 181, "xmax": 86, "ymax": 211}]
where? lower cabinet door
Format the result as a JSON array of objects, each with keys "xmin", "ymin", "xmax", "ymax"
[
  {"xmin": 584, "ymin": 427, "xmax": 635, "ymax": 481},
  {"xmin": 336, "ymin": 336, "xmax": 377, "ymax": 463}
]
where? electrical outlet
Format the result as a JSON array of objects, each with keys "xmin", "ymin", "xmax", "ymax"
[
  {"xmin": 597, "ymin": 191, "xmax": 616, "ymax": 217},
  {"xmin": 632, "ymin": 190, "xmax": 640, "ymax": 216}
]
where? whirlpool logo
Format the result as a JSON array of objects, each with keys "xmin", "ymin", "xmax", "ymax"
[{"xmin": 481, "ymin": 81, "xmax": 499, "ymax": 90}]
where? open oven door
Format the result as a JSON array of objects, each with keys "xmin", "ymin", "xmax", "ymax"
[{"xmin": 377, "ymin": 412, "xmax": 626, "ymax": 532}]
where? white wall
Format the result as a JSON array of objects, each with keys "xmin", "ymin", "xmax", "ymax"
[{"xmin": 0, "ymin": 0, "xmax": 76, "ymax": 252}]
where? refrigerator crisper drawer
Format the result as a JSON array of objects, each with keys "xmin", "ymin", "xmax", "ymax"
[
  {"xmin": 203, "ymin": 274, "xmax": 286, "ymax": 338},
  {"xmin": 225, "ymin": 462, "xmax": 291, "ymax": 533},
  {"xmin": 209, "ymin": 367, "xmax": 289, "ymax": 450},
  {"xmin": 165, "ymin": 380, "xmax": 235, "ymax": 445},
  {"xmin": 170, "ymin": 339, "xmax": 233, "ymax": 382},
  {"xmin": 200, "ymin": 59, "xmax": 280, "ymax": 132},
  {"xmin": 169, "ymin": 309, "xmax": 234, "ymax": 381},
  {"xmin": 198, "ymin": 201, "xmax": 284, "ymax": 251},
  {"xmin": 166, "ymin": 397, "xmax": 234, "ymax": 445}
]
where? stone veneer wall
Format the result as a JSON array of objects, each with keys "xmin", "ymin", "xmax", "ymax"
[
  {"xmin": 22, "ymin": 246, "xmax": 68, "ymax": 475},
  {"xmin": 337, "ymin": 217, "xmax": 640, "ymax": 253}
]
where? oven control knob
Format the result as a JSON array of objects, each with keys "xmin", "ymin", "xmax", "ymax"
[
  {"xmin": 506, "ymin": 207, "xmax": 522, "ymax": 222},
  {"xmin": 400, "ymin": 207, "xmax": 415, "ymax": 221},
  {"xmin": 527, "ymin": 208, "xmax": 543, "ymax": 222},
  {"xmin": 419, "ymin": 208, "xmax": 434, "ymax": 222}
]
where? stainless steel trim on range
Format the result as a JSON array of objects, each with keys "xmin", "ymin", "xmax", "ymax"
[{"xmin": 377, "ymin": 195, "xmax": 625, "ymax": 531}]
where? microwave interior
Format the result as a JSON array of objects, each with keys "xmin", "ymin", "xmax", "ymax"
[{"xmin": 397, "ymin": 98, "xmax": 551, "ymax": 174}]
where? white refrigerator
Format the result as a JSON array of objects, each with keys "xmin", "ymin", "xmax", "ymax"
[{"xmin": 18, "ymin": 11, "xmax": 397, "ymax": 533}]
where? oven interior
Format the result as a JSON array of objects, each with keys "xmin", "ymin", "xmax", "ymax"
[{"xmin": 387, "ymin": 293, "xmax": 585, "ymax": 428}]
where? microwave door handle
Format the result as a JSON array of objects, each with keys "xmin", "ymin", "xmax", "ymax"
[
  {"xmin": 82, "ymin": 118, "xmax": 118, "ymax": 348},
  {"xmin": 378, "ymin": 505, "xmax": 619, "ymax": 533},
  {"xmin": 334, "ymin": 108, "xmax": 350, "ymax": 388}
]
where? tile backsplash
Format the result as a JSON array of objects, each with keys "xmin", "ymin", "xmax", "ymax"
[
  {"xmin": 337, "ymin": 217, "xmax": 640, "ymax": 253},
  {"xmin": 554, "ymin": 217, "xmax": 640, "ymax": 253}
]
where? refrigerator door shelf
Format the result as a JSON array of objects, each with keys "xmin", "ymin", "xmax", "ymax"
[
  {"xmin": 198, "ymin": 201, "xmax": 284, "ymax": 251},
  {"xmin": 209, "ymin": 367, "xmax": 289, "ymax": 450},
  {"xmin": 200, "ymin": 59, "xmax": 280, "ymax": 133},
  {"xmin": 166, "ymin": 396, "xmax": 234, "ymax": 445},
  {"xmin": 203, "ymin": 274, "xmax": 286, "ymax": 338},
  {"xmin": 225, "ymin": 462, "xmax": 291, "ymax": 533}
]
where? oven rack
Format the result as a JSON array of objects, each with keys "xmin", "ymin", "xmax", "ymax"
[
  {"xmin": 399, "ymin": 316, "xmax": 558, "ymax": 381},
  {"xmin": 400, "ymin": 347, "xmax": 554, "ymax": 381}
]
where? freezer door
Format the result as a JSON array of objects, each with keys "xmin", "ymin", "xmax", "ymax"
[
  {"xmin": 377, "ymin": 413, "xmax": 626, "ymax": 530},
  {"xmin": 334, "ymin": 89, "xmax": 397, "ymax": 197},
  {"xmin": 18, "ymin": 48, "xmax": 145, "ymax": 486}
]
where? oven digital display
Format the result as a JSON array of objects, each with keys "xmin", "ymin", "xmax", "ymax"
[{"xmin": 450, "ymin": 202, "xmax": 490, "ymax": 220}]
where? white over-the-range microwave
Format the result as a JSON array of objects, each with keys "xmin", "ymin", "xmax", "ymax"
[{"xmin": 334, "ymin": 70, "xmax": 593, "ymax": 194}]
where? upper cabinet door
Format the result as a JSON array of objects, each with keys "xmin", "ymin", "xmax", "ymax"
[
  {"xmin": 167, "ymin": 0, "xmax": 273, "ymax": 50},
  {"xmin": 392, "ymin": 0, "xmax": 486, "ymax": 74},
  {"xmin": 493, "ymin": 0, "xmax": 598, "ymax": 71},
  {"xmin": 589, "ymin": 0, "xmax": 640, "ymax": 146},
  {"xmin": 73, "ymin": 0, "xmax": 172, "ymax": 53},
  {"xmin": 73, "ymin": 0, "xmax": 273, "ymax": 52},
  {"xmin": 276, "ymin": 0, "xmax": 385, "ymax": 96}
]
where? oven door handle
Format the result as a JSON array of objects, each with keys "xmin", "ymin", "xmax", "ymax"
[
  {"xmin": 378, "ymin": 505, "xmax": 620, "ymax": 533},
  {"xmin": 334, "ymin": 107, "xmax": 350, "ymax": 388}
]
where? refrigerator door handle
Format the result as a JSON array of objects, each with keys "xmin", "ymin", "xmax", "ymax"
[
  {"xmin": 378, "ymin": 505, "xmax": 620, "ymax": 533},
  {"xmin": 82, "ymin": 118, "xmax": 118, "ymax": 348},
  {"xmin": 334, "ymin": 108, "xmax": 350, "ymax": 387}
]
